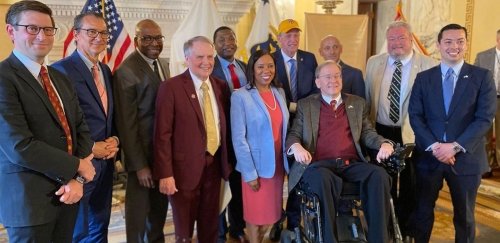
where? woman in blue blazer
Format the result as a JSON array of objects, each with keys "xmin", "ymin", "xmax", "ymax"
[{"xmin": 231, "ymin": 50, "xmax": 289, "ymax": 242}]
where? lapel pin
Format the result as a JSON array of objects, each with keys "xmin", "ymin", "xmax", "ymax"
[
  {"xmin": 300, "ymin": 58, "xmax": 303, "ymax": 62},
  {"xmin": 191, "ymin": 94, "xmax": 196, "ymax": 99},
  {"xmin": 348, "ymin": 105, "xmax": 354, "ymax": 109},
  {"xmin": 463, "ymin": 75, "xmax": 469, "ymax": 78}
]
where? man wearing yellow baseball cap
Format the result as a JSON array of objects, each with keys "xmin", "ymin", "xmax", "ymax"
[{"xmin": 270, "ymin": 18, "xmax": 318, "ymax": 240}]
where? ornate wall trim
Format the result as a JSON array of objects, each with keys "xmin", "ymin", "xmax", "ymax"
[{"xmin": 464, "ymin": 0, "xmax": 474, "ymax": 62}]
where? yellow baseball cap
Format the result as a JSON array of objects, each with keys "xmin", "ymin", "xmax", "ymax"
[{"xmin": 278, "ymin": 19, "xmax": 301, "ymax": 34}]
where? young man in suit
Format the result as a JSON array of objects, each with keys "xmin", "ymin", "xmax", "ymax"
[
  {"xmin": 474, "ymin": 29, "xmax": 500, "ymax": 177},
  {"xmin": 409, "ymin": 24, "xmax": 496, "ymax": 243},
  {"xmin": 212, "ymin": 26, "xmax": 248, "ymax": 243},
  {"xmin": 286, "ymin": 61, "xmax": 394, "ymax": 243},
  {"xmin": 154, "ymin": 36, "xmax": 232, "ymax": 243},
  {"xmin": 271, "ymin": 19, "xmax": 318, "ymax": 237},
  {"xmin": 52, "ymin": 12, "xmax": 119, "ymax": 242},
  {"xmin": 0, "ymin": 1, "xmax": 95, "ymax": 242},
  {"xmin": 318, "ymin": 35, "xmax": 365, "ymax": 98},
  {"xmin": 364, "ymin": 21, "xmax": 437, "ymax": 238},
  {"xmin": 113, "ymin": 19, "xmax": 170, "ymax": 243}
]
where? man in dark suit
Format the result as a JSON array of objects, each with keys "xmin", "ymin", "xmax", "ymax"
[
  {"xmin": 212, "ymin": 26, "xmax": 247, "ymax": 243},
  {"xmin": 113, "ymin": 19, "xmax": 170, "ymax": 243},
  {"xmin": 154, "ymin": 36, "xmax": 232, "ymax": 243},
  {"xmin": 474, "ymin": 29, "xmax": 500, "ymax": 177},
  {"xmin": 287, "ymin": 61, "xmax": 394, "ymax": 243},
  {"xmin": 409, "ymin": 24, "xmax": 496, "ymax": 243},
  {"xmin": 271, "ymin": 19, "xmax": 318, "ymax": 236},
  {"xmin": 52, "ymin": 12, "xmax": 118, "ymax": 242},
  {"xmin": 0, "ymin": 1, "xmax": 95, "ymax": 242},
  {"xmin": 318, "ymin": 35, "xmax": 365, "ymax": 98}
]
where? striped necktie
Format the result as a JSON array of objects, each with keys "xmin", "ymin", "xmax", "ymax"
[{"xmin": 388, "ymin": 60, "xmax": 402, "ymax": 123}]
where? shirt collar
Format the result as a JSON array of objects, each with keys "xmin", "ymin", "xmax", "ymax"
[
  {"xmin": 388, "ymin": 51, "xmax": 414, "ymax": 67},
  {"xmin": 12, "ymin": 49, "xmax": 44, "ymax": 80},
  {"xmin": 217, "ymin": 55, "xmax": 236, "ymax": 68},
  {"xmin": 321, "ymin": 93, "xmax": 342, "ymax": 106},
  {"xmin": 76, "ymin": 49, "xmax": 98, "ymax": 71},
  {"xmin": 281, "ymin": 49, "xmax": 297, "ymax": 63},
  {"xmin": 440, "ymin": 60, "xmax": 465, "ymax": 77}
]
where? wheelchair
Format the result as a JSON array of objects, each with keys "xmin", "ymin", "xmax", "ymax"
[{"xmin": 280, "ymin": 143, "xmax": 415, "ymax": 243}]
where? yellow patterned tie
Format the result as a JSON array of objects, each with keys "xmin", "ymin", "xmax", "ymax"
[{"xmin": 201, "ymin": 82, "xmax": 218, "ymax": 155}]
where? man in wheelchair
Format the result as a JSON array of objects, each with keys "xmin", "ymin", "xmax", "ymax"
[{"xmin": 285, "ymin": 61, "xmax": 394, "ymax": 242}]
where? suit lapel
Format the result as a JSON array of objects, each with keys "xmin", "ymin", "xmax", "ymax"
[
  {"xmin": 310, "ymin": 95, "xmax": 321, "ymax": 149},
  {"xmin": 447, "ymin": 64, "xmax": 472, "ymax": 117},
  {"xmin": 429, "ymin": 67, "xmax": 447, "ymax": 116},
  {"xmin": 8, "ymin": 55, "xmax": 62, "ymax": 127},
  {"xmin": 344, "ymin": 94, "xmax": 360, "ymax": 140},
  {"xmin": 401, "ymin": 53, "xmax": 420, "ymax": 105},
  {"xmin": 274, "ymin": 52, "xmax": 292, "ymax": 102},
  {"xmin": 373, "ymin": 55, "xmax": 388, "ymax": 112},
  {"xmin": 181, "ymin": 71, "xmax": 205, "ymax": 126}
]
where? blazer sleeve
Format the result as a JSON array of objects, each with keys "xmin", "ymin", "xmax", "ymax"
[
  {"xmin": 153, "ymin": 81, "xmax": 175, "ymax": 179},
  {"xmin": 230, "ymin": 91, "xmax": 258, "ymax": 182}
]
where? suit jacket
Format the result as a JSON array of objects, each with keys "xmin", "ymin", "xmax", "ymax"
[
  {"xmin": 365, "ymin": 52, "xmax": 437, "ymax": 144},
  {"xmin": 339, "ymin": 60, "xmax": 366, "ymax": 98},
  {"xmin": 153, "ymin": 70, "xmax": 231, "ymax": 190},
  {"xmin": 474, "ymin": 47, "xmax": 496, "ymax": 74},
  {"xmin": 0, "ymin": 53, "xmax": 93, "ymax": 227},
  {"xmin": 273, "ymin": 49, "xmax": 318, "ymax": 103},
  {"xmin": 230, "ymin": 86, "xmax": 289, "ymax": 182},
  {"xmin": 409, "ymin": 63, "xmax": 496, "ymax": 175},
  {"xmin": 285, "ymin": 93, "xmax": 388, "ymax": 191},
  {"xmin": 113, "ymin": 50, "xmax": 170, "ymax": 172},
  {"xmin": 213, "ymin": 56, "xmax": 247, "ymax": 89},
  {"xmin": 52, "ymin": 51, "xmax": 114, "ymax": 144}
]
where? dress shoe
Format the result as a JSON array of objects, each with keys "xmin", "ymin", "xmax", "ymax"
[
  {"xmin": 229, "ymin": 233, "xmax": 249, "ymax": 243},
  {"xmin": 482, "ymin": 171, "xmax": 493, "ymax": 178}
]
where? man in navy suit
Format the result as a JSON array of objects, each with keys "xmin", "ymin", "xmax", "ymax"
[
  {"xmin": 212, "ymin": 26, "xmax": 248, "ymax": 243},
  {"xmin": 52, "ymin": 12, "xmax": 118, "ymax": 242},
  {"xmin": 318, "ymin": 35, "xmax": 365, "ymax": 98},
  {"xmin": 409, "ymin": 24, "xmax": 496, "ymax": 243},
  {"xmin": 0, "ymin": 1, "xmax": 95, "ymax": 242},
  {"xmin": 271, "ymin": 18, "xmax": 318, "ymax": 238}
]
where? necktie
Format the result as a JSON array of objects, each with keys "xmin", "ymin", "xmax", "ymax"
[
  {"xmin": 388, "ymin": 60, "xmax": 402, "ymax": 123},
  {"xmin": 330, "ymin": 99, "xmax": 337, "ymax": 111},
  {"xmin": 153, "ymin": 60, "xmax": 162, "ymax": 81},
  {"xmin": 227, "ymin": 63, "xmax": 241, "ymax": 89},
  {"xmin": 201, "ymin": 82, "xmax": 219, "ymax": 155},
  {"xmin": 40, "ymin": 66, "xmax": 73, "ymax": 154},
  {"xmin": 443, "ymin": 68, "xmax": 455, "ymax": 114},
  {"xmin": 289, "ymin": 59, "xmax": 298, "ymax": 102},
  {"xmin": 92, "ymin": 64, "xmax": 108, "ymax": 115}
]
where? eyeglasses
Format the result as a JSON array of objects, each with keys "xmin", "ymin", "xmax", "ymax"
[
  {"xmin": 318, "ymin": 73, "xmax": 342, "ymax": 81},
  {"xmin": 138, "ymin": 35, "xmax": 165, "ymax": 44},
  {"xmin": 14, "ymin": 24, "xmax": 58, "ymax": 36},
  {"xmin": 77, "ymin": 28, "xmax": 111, "ymax": 39}
]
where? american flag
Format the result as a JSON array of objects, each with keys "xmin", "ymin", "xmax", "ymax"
[{"xmin": 62, "ymin": 0, "xmax": 134, "ymax": 72}]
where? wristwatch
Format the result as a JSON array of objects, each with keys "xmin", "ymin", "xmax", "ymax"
[
  {"xmin": 452, "ymin": 142, "xmax": 462, "ymax": 153},
  {"xmin": 74, "ymin": 175, "xmax": 86, "ymax": 184}
]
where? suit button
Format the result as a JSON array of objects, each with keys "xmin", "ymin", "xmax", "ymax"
[{"xmin": 60, "ymin": 135, "xmax": 67, "ymax": 140}]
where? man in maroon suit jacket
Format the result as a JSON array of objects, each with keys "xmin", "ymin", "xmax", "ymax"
[{"xmin": 154, "ymin": 36, "xmax": 232, "ymax": 242}]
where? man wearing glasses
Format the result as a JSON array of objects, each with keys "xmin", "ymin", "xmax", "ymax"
[
  {"xmin": 114, "ymin": 19, "xmax": 170, "ymax": 243},
  {"xmin": 52, "ymin": 12, "xmax": 118, "ymax": 242},
  {"xmin": 0, "ymin": 1, "xmax": 95, "ymax": 242}
]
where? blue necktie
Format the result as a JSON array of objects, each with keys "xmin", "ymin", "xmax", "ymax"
[
  {"xmin": 289, "ymin": 59, "xmax": 297, "ymax": 102},
  {"xmin": 443, "ymin": 68, "xmax": 455, "ymax": 114}
]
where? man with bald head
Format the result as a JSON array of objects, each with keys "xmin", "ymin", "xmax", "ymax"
[
  {"xmin": 319, "ymin": 35, "xmax": 365, "ymax": 98},
  {"xmin": 113, "ymin": 19, "xmax": 170, "ymax": 243}
]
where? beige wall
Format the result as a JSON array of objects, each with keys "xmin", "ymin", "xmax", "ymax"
[{"xmin": 0, "ymin": 4, "xmax": 14, "ymax": 60}]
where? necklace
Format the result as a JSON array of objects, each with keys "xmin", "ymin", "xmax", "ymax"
[{"xmin": 262, "ymin": 90, "xmax": 277, "ymax": 111}]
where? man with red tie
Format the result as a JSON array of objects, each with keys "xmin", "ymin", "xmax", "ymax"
[
  {"xmin": 212, "ymin": 26, "xmax": 248, "ymax": 243},
  {"xmin": 0, "ymin": 1, "xmax": 95, "ymax": 242},
  {"xmin": 52, "ymin": 12, "xmax": 118, "ymax": 242},
  {"xmin": 154, "ymin": 36, "xmax": 232, "ymax": 242}
]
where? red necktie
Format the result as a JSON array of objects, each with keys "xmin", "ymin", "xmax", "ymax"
[
  {"xmin": 92, "ymin": 64, "xmax": 108, "ymax": 115},
  {"xmin": 228, "ymin": 63, "xmax": 241, "ymax": 89},
  {"xmin": 40, "ymin": 66, "xmax": 73, "ymax": 154},
  {"xmin": 330, "ymin": 99, "xmax": 337, "ymax": 111}
]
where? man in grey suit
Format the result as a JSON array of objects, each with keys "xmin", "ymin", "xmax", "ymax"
[
  {"xmin": 318, "ymin": 35, "xmax": 365, "ymax": 98},
  {"xmin": 0, "ymin": 1, "xmax": 95, "ymax": 242},
  {"xmin": 287, "ymin": 61, "xmax": 393, "ymax": 243},
  {"xmin": 365, "ymin": 21, "xmax": 437, "ymax": 237},
  {"xmin": 113, "ymin": 19, "xmax": 169, "ymax": 243},
  {"xmin": 474, "ymin": 29, "xmax": 500, "ymax": 177}
]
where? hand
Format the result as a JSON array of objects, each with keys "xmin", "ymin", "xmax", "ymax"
[
  {"xmin": 292, "ymin": 144, "xmax": 312, "ymax": 165},
  {"xmin": 92, "ymin": 141, "xmax": 110, "ymax": 159},
  {"xmin": 78, "ymin": 154, "xmax": 95, "ymax": 182},
  {"xmin": 247, "ymin": 179, "xmax": 260, "ymax": 192},
  {"xmin": 432, "ymin": 143, "xmax": 456, "ymax": 165},
  {"xmin": 159, "ymin": 177, "xmax": 178, "ymax": 195},
  {"xmin": 55, "ymin": 179, "xmax": 83, "ymax": 204},
  {"xmin": 137, "ymin": 166, "xmax": 154, "ymax": 188},
  {"xmin": 376, "ymin": 142, "xmax": 394, "ymax": 162},
  {"xmin": 104, "ymin": 137, "xmax": 119, "ymax": 159}
]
